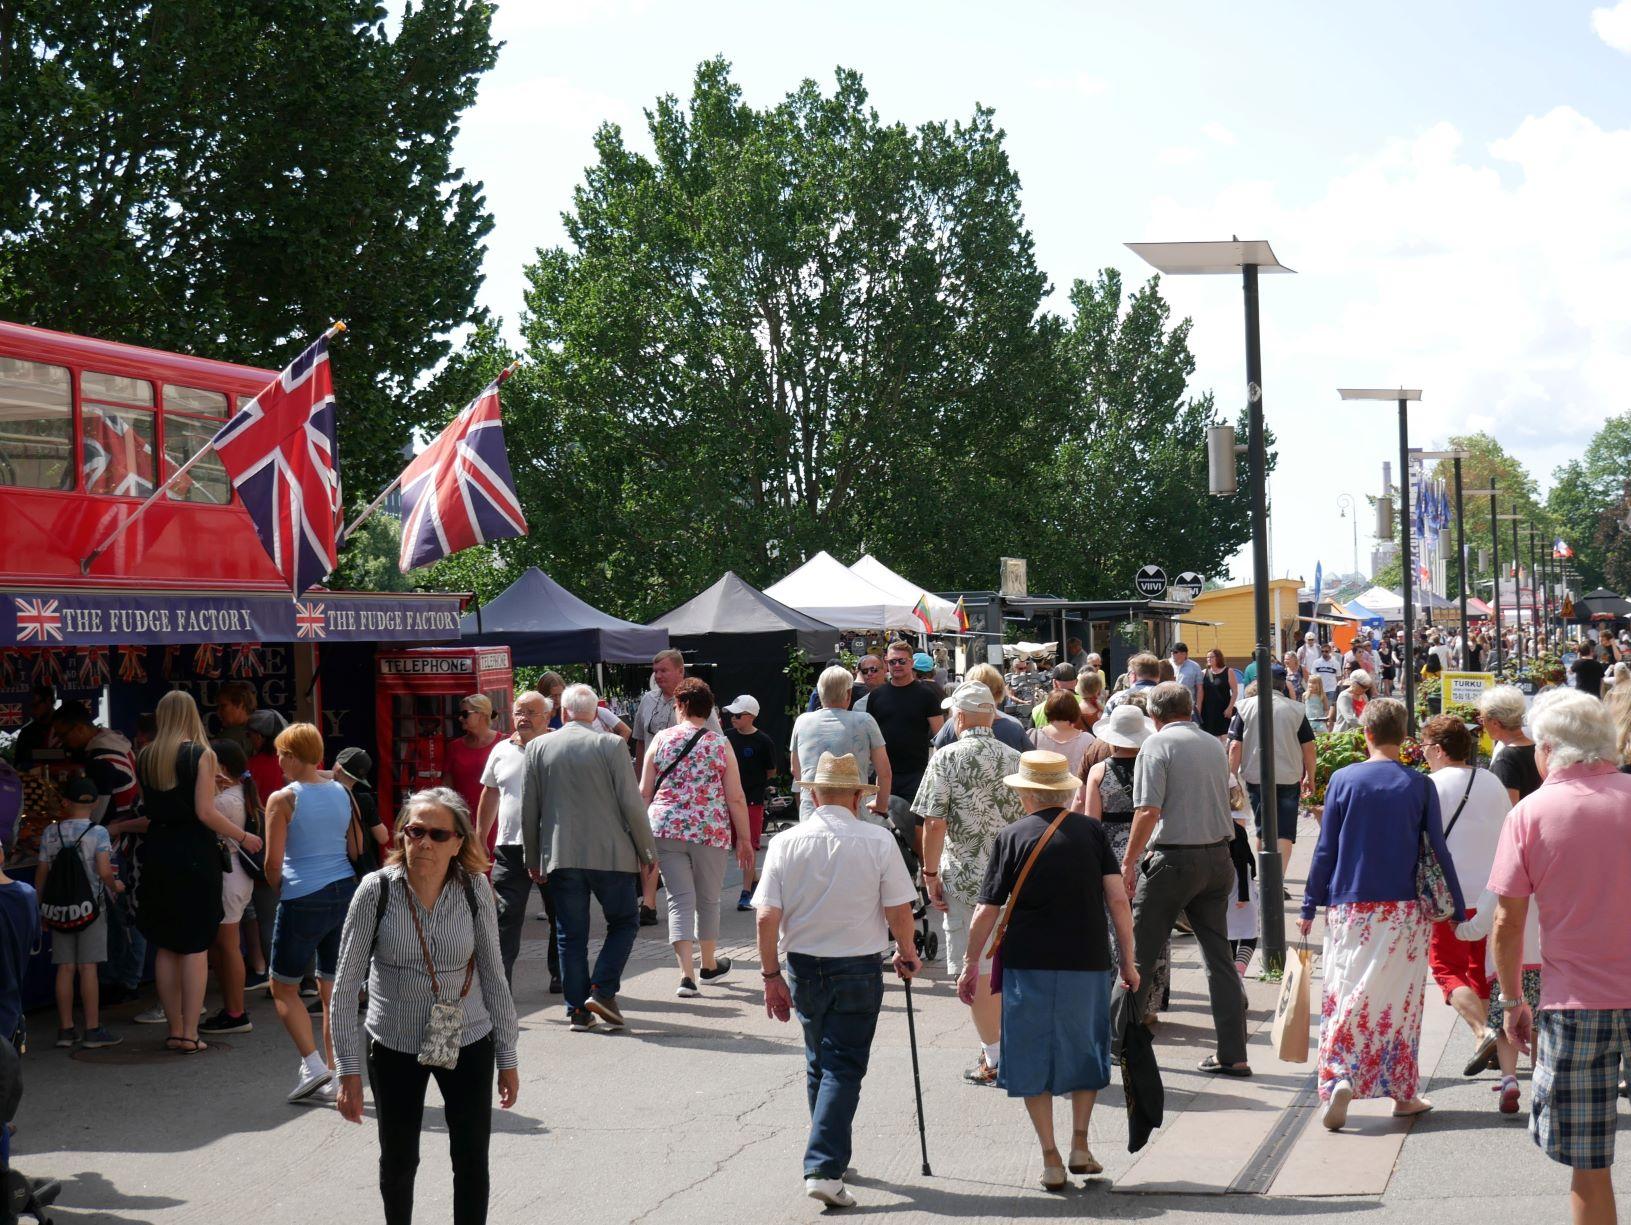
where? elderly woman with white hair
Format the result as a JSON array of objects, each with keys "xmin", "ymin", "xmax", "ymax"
[
  {"xmin": 1331, "ymin": 669, "xmax": 1373, "ymax": 733},
  {"xmin": 788, "ymin": 665, "xmax": 891, "ymax": 820},
  {"xmin": 1480, "ymin": 685, "xmax": 1541, "ymax": 805},
  {"xmin": 957, "ymin": 751, "xmax": 1137, "ymax": 1191}
]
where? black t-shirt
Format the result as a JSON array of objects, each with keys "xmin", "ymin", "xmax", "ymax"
[
  {"xmin": 1490, "ymin": 743, "xmax": 1543, "ymax": 802},
  {"xmin": 977, "ymin": 809, "xmax": 1119, "ymax": 972},
  {"xmin": 863, "ymin": 680, "xmax": 943, "ymax": 783},
  {"xmin": 1572, "ymin": 658, "xmax": 1606, "ymax": 698},
  {"xmin": 724, "ymin": 727, "xmax": 777, "ymax": 803}
]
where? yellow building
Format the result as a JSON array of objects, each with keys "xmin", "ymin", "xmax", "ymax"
[{"xmin": 1185, "ymin": 579, "xmax": 1304, "ymax": 666}]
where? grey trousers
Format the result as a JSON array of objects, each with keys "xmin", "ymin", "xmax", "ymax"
[
  {"xmin": 656, "ymin": 838, "xmax": 729, "ymax": 945},
  {"xmin": 1110, "ymin": 842, "xmax": 1249, "ymax": 1066}
]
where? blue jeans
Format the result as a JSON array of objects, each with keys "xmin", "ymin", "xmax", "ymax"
[
  {"xmin": 271, "ymin": 876, "xmax": 357, "ymax": 982},
  {"xmin": 785, "ymin": 953, "xmax": 885, "ymax": 1180},
  {"xmin": 1247, "ymin": 781, "xmax": 1301, "ymax": 845},
  {"xmin": 549, "ymin": 868, "xmax": 639, "ymax": 1014},
  {"xmin": 102, "ymin": 886, "xmax": 145, "ymax": 991}
]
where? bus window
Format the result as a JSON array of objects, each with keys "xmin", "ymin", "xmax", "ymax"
[
  {"xmin": 0, "ymin": 357, "xmax": 73, "ymax": 490},
  {"xmin": 81, "ymin": 370, "xmax": 157, "ymax": 497},
  {"xmin": 161, "ymin": 385, "xmax": 232, "ymax": 505}
]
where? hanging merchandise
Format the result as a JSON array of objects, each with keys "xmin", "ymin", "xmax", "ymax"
[
  {"xmin": 162, "ymin": 645, "xmax": 181, "ymax": 680},
  {"xmin": 117, "ymin": 646, "xmax": 148, "ymax": 684},
  {"xmin": 29, "ymin": 650, "xmax": 63, "ymax": 688},
  {"xmin": 0, "ymin": 703, "xmax": 20, "ymax": 728},
  {"xmin": 230, "ymin": 643, "xmax": 264, "ymax": 678},
  {"xmin": 0, "ymin": 650, "xmax": 16, "ymax": 690},
  {"xmin": 192, "ymin": 643, "xmax": 223, "ymax": 679},
  {"xmin": 76, "ymin": 646, "xmax": 110, "ymax": 689}
]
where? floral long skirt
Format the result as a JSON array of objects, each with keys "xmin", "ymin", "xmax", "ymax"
[{"xmin": 1317, "ymin": 899, "xmax": 1430, "ymax": 1103}]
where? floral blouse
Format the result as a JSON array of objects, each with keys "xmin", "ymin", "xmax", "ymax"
[{"xmin": 647, "ymin": 724, "xmax": 732, "ymax": 848}]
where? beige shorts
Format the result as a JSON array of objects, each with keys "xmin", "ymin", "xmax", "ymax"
[{"xmin": 222, "ymin": 864, "xmax": 254, "ymax": 925}]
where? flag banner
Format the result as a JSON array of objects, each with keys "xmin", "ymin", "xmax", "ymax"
[
  {"xmin": 210, "ymin": 335, "xmax": 342, "ymax": 597},
  {"xmin": 954, "ymin": 595, "xmax": 970, "ymax": 632},
  {"xmin": 1553, "ymin": 538, "xmax": 1574, "ymax": 559},
  {"xmin": 398, "ymin": 374, "xmax": 528, "ymax": 571},
  {"xmin": 911, "ymin": 594, "xmax": 934, "ymax": 633}
]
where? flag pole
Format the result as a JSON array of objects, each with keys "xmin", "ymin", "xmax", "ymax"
[
  {"xmin": 80, "ymin": 321, "xmax": 349, "ymax": 574},
  {"xmin": 339, "ymin": 360, "xmax": 520, "ymax": 546}
]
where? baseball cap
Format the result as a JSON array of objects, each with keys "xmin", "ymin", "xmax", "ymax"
[
  {"xmin": 722, "ymin": 695, "xmax": 760, "ymax": 717},
  {"xmin": 1270, "ymin": 663, "xmax": 1288, "ymax": 681},
  {"xmin": 62, "ymin": 776, "xmax": 99, "ymax": 805},
  {"xmin": 246, "ymin": 708, "xmax": 287, "ymax": 738},
  {"xmin": 334, "ymin": 746, "xmax": 373, "ymax": 781},
  {"xmin": 942, "ymin": 680, "xmax": 996, "ymax": 714},
  {"xmin": 912, "ymin": 651, "xmax": 934, "ymax": 673},
  {"xmin": 1305, "ymin": 631, "xmax": 1316, "ymax": 641}
]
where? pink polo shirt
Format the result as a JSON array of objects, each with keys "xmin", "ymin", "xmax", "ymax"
[{"xmin": 1487, "ymin": 762, "xmax": 1631, "ymax": 1010}]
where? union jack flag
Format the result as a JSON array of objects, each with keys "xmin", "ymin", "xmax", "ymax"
[
  {"xmin": 0, "ymin": 705, "xmax": 20, "ymax": 728},
  {"xmin": 295, "ymin": 601, "xmax": 327, "ymax": 639},
  {"xmin": 397, "ymin": 367, "xmax": 527, "ymax": 571},
  {"xmin": 83, "ymin": 410, "xmax": 156, "ymax": 497},
  {"xmin": 211, "ymin": 333, "xmax": 342, "ymax": 597},
  {"xmin": 14, "ymin": 598, "xmax": 63, "ymax": 643}
]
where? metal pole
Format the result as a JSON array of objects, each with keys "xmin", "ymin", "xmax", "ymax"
[
  {"xmin": 1489, "ymin": 479, "xmax": 1502, "ymax": 673},
  {"xmin": 1398, "ymin": 397, "xmax": 1416, "ymax": 734},
  {"xmin": 1528, "ymin": 527, "xmax": 1540, "ymax": 663},
  {"xmin": 1454, "ymin": 458, "xmax": 1468, "ymax": 668},
  {"xmin": 1243, "ymin": 264, "xmax": 1285, "ymax": 975},
  {"xmin": 1512, "ymin": 514, "xmax": 1524, "ymax": 672}
]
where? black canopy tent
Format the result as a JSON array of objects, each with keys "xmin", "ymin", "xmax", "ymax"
[
  {"xmin": 459, "ymin": 567, "xmax": 668, "ymax": 664},
  {"xmin": 1574, "ymin": 588, "xmax": 1631, "ymax": 622},
  {"xmin": 649, "ymin": 571, "xmax": 840, "ymax": 744}
]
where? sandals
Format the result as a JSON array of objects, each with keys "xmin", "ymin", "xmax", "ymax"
[
  {"xmin": 1039, "ymin": 1151, "xmax": 1067, "ymax": 1192},
  {"xmin": 1197, "ymin": 1055, "xmax": 1253, "ymax": 1077},
  {"xmin": 165, "ymin": 1036, "xmax": 208, "ymax": 1054},
  {"xmin": 1068, "ymin": 1134, "xmax": 1102, "ymax": 1176},
  {"xmin": 1391, "ymin": 1097, "xmax": 1433, "ymax": 1118}
]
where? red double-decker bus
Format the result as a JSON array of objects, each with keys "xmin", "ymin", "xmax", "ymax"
[{"xmin": 0, "ymin": 319, "xmax": 283, "ymax": 590}]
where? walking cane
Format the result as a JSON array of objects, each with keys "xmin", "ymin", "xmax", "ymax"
[{"xmin": 903, "ymin": 977, "xmax": 931, "ymax": 1176}]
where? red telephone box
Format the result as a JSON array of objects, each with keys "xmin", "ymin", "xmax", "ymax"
[{"xmin": 375, "ymin": 646, "xmax": 513, "ymax": 820}]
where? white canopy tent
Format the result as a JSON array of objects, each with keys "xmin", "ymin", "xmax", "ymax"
[
  {"xmin": 849, "ymin": 554, "xmax": 959, "ymax": 631},
  {"xmin": 764, "ymin": 551, "xmax": 919, "ymax": 630},
  {"xmin": 1354, "ymin": 586, "xmax": 1405, "ymax": 618}
]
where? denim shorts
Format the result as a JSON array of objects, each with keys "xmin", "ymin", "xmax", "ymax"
[{"xmin": 270, "ymin": 876, "xmax": 357, "ymax": 983}]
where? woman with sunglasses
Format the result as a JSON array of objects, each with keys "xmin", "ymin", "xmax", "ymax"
[
  {"xmin": 332, "ymin": 788, "xmax": 519, "ymax": 1225},
  {"xmin": 443, "ymin": 695, "xmax": 503, "ymax": 858}
]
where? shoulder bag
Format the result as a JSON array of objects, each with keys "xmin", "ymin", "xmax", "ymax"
[
  {"xmin": 653, "ymin": 726, "xmax": 707, "ymax": 797},
  {"xmin": 987, "ymin": 808, "xmax": 1072, "ymax": 992},
  {"xmin": 1416, "ymin": 767, "xmax": 1475, "ymax": 921}
]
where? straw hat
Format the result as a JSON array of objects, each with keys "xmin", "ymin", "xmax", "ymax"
[
  {"xmin": 1096, "ymin": 703, "xmax": 1155, "ymax": 750},
  {"xmin": 792, "ymin": 751, "xmax": 879, "ymax": 796},
  {"xmin": 1003, "ymin": 750, "xmax": 1083, "ymax": 794}
]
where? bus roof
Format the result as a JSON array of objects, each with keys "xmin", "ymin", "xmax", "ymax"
[{"xmin": 0, "ymin": 318, "xmax": 277, "ymax": 397}]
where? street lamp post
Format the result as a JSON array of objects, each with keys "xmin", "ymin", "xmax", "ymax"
[
  {"xmin": 1465, "ymin": 481, "xmax": 1502, "ymax": 672},
  {"xmin": 1340, "ymin": 388, "xmax": 1424, "ymax": 732},
  {"xmin": 1498, "ymin": 513, "xmax": 1525, "ymax": 672},
  {"xmin": 1128, "ymin": 239, "xmax": 1293, "ymax": 975},
  {"xmin": 1417, "ymin": 450, "xmax": 1473, "ymax": 667},
  {"xmin": 1337, "ymin": 493, "xmax": 1359, "ymax": 576}
]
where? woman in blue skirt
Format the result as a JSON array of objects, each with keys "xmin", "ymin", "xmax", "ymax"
[{"xmin": 957, "ymin": 750, "xmax": 1138, "ymax": 1191}]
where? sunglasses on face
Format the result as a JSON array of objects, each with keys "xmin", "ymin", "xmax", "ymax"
[
  {"xmin": 859, "ymin": 666, "xmax": 880, "ymax": 674},
  {"xmin": 887, "ymin": 657, "xmax": 911, "ymax": 667},
  {"xmin": 404, "ymin": 824, "xmax": 458, "ymax": 843}
]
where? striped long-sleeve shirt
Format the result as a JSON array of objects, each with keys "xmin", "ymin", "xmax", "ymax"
[{"xmin": 331, "ymin": 865, "xmax": 519, "ymax": 1078}]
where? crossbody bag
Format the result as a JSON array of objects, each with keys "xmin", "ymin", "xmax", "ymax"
[
  {"xmin": 653, "ymin": 727, "xmax": 708, "ymax": 796},
  {"xmin": 1416, "ymin": 766, "xmax": 1476, "ymax": 921},
  {"xmin": 987, "ymin": 808, "xmax": 1072, "ymax": 992},
  {"xmin": 401, "ymin": 873, "xmax": 480, "ymax": 1069}
]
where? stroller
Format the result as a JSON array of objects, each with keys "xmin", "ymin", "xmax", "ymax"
[{"xmin": 884, "ymin": 795, "xmax": 939, "ymax": 965}]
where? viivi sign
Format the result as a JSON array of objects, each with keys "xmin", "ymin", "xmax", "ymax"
[
  {"xmin": 1172, "ymin": 571, "xmax": 1205, "ymax": 601},
  {"xmin": 1134, "ymin": 565, "xmax": 1168, "ymax": 598}
]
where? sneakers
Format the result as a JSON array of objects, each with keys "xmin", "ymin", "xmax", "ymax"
[
  {"xmin": 133, "ymin": 1005, "xmax": 169, "ymax": 1025},
  {"xmin": 298, "ymin": 980, "xmax": 320, "ymax": 999},
  {"xmin": 548, "ymin": 975, "xmax": 563, "ymax": 995},
  {"xmin": 244, "ymin": 970, "xmax": 271, "ymax": 993},
  {"xmin": 567, "ymin": 1008, "xmax": 597, "ymax": 1032},
  {"xmin": 804, "ymin": 1178, "xmax": 856, "ymax": 1209},
  {"xmin": 737, "ymin": 890, "xmax": 754, "ymax": 912},
  {"xmin": 296, "ymin": 1079, "xmax": 339, "ymax": 1107},
  {"xmin": 639, "ymin": 904, "xmax": 659, "ymax": 927},
  {"xmin": 199, "ymin": 1009, "xmax": 253, "ymax": 1035},
  {"xmin": 586, "ymin": 992, "xmax": 624, "ymax": 1029},
  {"xmin": 287, "ymin": 1061, "xmax": 333, "ymax": 1103},
  {"xmin": 963, "ymin": 1054, "xmax": 999, "ymax": 1087},
  {"xmin": 699, "ymin": 957, "xmax": 732, "ymax": 982},
  {"xmin": 81, "ymin": 1027, "xmax": 122, "ymax": 1049},
  {"xmin": 1323, "ymin": 1079, "xmax": 1354, "ymax": 1131},
  {"xmin": 54, "ymin": 1028, "xmax": 77, "ymax": 1049},
  {"xmin": 675, "ymin": 977, "xmax": 700, "ymax": 998},
  {"xmin": 1497, "ymin": 1077, "xmax": 1521, "ymax": 1115}
]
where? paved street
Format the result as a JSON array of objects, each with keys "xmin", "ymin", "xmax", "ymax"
[{"xmin": 19, "ymin": 825, "xmax": 1631, "ymax": 1223}]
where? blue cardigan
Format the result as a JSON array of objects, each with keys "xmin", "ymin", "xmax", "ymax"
[{"xmin": 1301, "ymin": 759, "xmax": 1466, "ymax": 921}]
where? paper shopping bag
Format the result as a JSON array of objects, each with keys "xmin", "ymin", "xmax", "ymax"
[{"xmin": 1271, "ymin": 945, "xmax": 1314, "ymax": 1063}]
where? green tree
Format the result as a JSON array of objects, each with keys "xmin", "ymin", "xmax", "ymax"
[
  {"xmin": 485, "ymin": 58, "xmax": 1053, "ymax": 619},
  {"xmin": 1548, "ymin": 414, "xmax": 1631, "ymax": 591},
  {"xmin": 1029, "ymin": 269, "xmax": 1263, "ymax": 597},
  {"xmin": 0, "ymin": 0, "xmax": 500, "ymax": 495},
  {"xmin": 1425, "ymin": 433, "xmax": 1551, "ymax": 603}
]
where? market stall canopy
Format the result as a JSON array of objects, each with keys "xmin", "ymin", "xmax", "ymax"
[
  {"xmin": 1353, "ymin": 586, "xmax": 1404, "ymax": 618},
  {"xmin": 764, "ymin": 551, "xmax": 917, "ymax": 630},
  {"xmin": 1575, "ymin": 588, "xmax": 1631, "ymax": 621},
  {"xmin": 459, "ymin": 567, "xmax": 667, "ymax": 664},
  {"xmin": 1340, "ymin": 600, "xmax": 1386, "ymax": 628},
  {"xmin": 1467, "ymin": 596, "xmax": 1493, "ymax": 617},
  {"xmin": 849, "ymin": 555, "xmax": 958, "ymax": 631},
  {"xmin": 649, "ymin": 572, "xmax": 838, "ymax": 659}
]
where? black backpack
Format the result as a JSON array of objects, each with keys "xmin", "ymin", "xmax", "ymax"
[{"xmin": 40, "ymin": 824, "xmax": 101, "ymax": 933}]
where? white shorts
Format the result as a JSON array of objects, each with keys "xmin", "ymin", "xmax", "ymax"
[
  {"xmin": 942, "ymin": 889, "xmax": 996, "ymax": 976},
  {"xmin": 222, "ymin": 864, "xmax": 254, "ymax": 925}
]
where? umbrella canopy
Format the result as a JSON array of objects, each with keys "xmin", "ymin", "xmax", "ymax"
[
  {"xmin": 459, "ymin": 567, "xmax": 668, "ymax": 665},
  {"xmin": 1341, "ymin": 600, "xmax": 1386, "ymax": 628},
  {"xmin": 849, "ymin": 555, "xmax": 958, "ymax": 631},
  {"xmin": 764, "ymin": 551, "xmax": 918, "ymax": 630},
  {"xmin": 649, "ymin": 572, "xmax": 839, "ymax": 660},
  {"xmin": 1575, "ymin": 588, "xmax": 1631, "ymax": 621},
  {"xmin": 1353, "ymin": 586, "xmax": 1404, "ymax": 617}
]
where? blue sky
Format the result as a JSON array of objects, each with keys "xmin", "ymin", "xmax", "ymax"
[{"xmin": 451, "ymin": 1, "xmax": 1631, "ymax": 590}]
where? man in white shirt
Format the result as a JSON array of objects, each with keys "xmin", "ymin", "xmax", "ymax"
[
  {"xmin": 755, "ymin": 752, "xmax": 921, "ymax": 1210},
  {"xmin": 1310, "ymin": 643, "xmax": 1342, "ymax": 700},
  {"xmin": 1297, "ymin": 631, "xmax": 1323, "ymax": 679},
  {"xmin": 480, "ymin": 689, "xmax": 552, "ymax": 986}
]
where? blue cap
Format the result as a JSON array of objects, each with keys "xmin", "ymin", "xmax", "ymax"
[
  {"xmin": 912, "ymin": 651, "xmax": 934, "ymax": 673},
  {"xmin": 1270, "ymin": 663, "xmax": 1288, "ymax": 680}
]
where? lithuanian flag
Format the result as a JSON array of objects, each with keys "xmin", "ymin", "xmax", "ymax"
[
  {"xmin": 953, "ymin": 595, "xmax": 970, "ymax": 631},
  {"xmin": 912, "ymin": 594, "xmax": 934, "ymax": 633}
]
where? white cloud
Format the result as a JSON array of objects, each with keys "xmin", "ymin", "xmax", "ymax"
[
  {"xmin": 1201, "ymin": 121, "xmax": 1237, "ymax": 146},
  {"xmin": 1129, "ymin": 107, "xmax": 1631, "ymax": 583},
  {"xmin": 1592, "ymin": 0, "xmax": 1631, "ymax": 52},
  {"xmin": 1157, "ymin": 146, "xmax": 1200, "ymax": 166},
  {"xmin": 1031, "ymin": 72, "xmax": 1110, "ymax": 97}
]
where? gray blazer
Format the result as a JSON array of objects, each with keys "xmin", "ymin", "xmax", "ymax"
[{"xmin": 522, "ymin": 721, "xmax": 656, "ymax": 874}]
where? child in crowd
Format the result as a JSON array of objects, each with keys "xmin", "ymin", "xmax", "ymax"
[
  {"xmin": 1226, "ymin": 777, "xmax": 1258, "ymax": 975},
  {"xmin": 36, "ymin": 776, "xmax": 123, "ymax": 1049},
  {"xmin": 1456, "ymin": 886, "xmax": 1542, "ymax": 1113},
  {"xmin": 1303, "ymin": 674, "xmax": 1328, "ymax": 734}
]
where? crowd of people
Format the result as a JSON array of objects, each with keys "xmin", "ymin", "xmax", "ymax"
[{"xmin": 9, "ymin": 618, "xmax": 1631, "ymax": 1220}]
